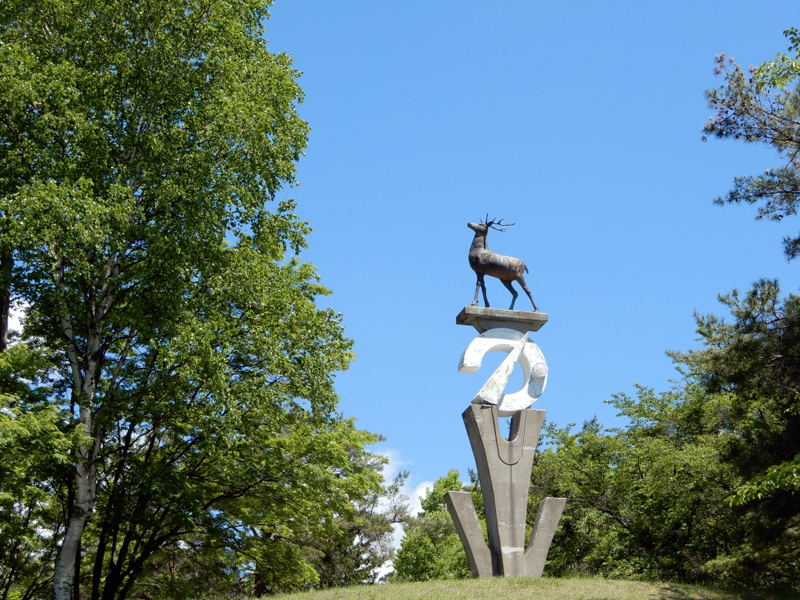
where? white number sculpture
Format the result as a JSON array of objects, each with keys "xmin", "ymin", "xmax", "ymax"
[{"xmin": 458, "ymin": 328, "xmax": 548, "ymax": 416}]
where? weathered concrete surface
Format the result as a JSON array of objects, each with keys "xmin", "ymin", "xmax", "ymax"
[
  {"xmin": 444, "ymin": 491, "xmax": 492, "ymax": 578},
  {"xmin": 458, "ymin": 328, "xmax": 547, "ymax": 416},
  {"xmin": 524, "ymin": 497, "xmax": 567, "ymax": 577},
  {"xmin": 456, "ymin": 305, "xmax": 548, "ymax": 334},
  {"xmin": 464, "ymin": 404, "xmax": 542, "ymax": 576}
]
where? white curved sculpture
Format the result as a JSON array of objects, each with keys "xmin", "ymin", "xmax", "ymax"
[{"xmin": 458, "ymin": 327, "xmax": 548, "ymax": 416}]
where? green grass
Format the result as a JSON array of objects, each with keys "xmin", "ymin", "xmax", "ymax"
[{"xmin": 280, "ymin": 578, "xmax": 800, "ymax": 600}]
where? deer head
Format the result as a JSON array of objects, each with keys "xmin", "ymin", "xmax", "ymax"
[{"xmin": 467, "ymin": 215, "xmax": 515, "ymax": 235}]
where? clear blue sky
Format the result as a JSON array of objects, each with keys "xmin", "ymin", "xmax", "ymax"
[{"xmin": 263, "ymin": 1, "xmax": 800, "ymax": 505}]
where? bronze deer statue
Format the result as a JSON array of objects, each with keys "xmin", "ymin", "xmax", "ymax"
[{"xmin": 467, "ymin": 216, "xmax": 538, "ymax": 311}]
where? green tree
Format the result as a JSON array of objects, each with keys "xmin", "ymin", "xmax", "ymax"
[
  {"xmin": 299, "ymin": 469, "xmax": 411, "ymax": 591},
  {"xmin": 392, "ymin": 469, "xmax": 474, "ymax": 582},
  {"xmin": 531, "ymin": 390, "xmax": 747, "ymax": 585},
  {"xmin": 703, "ymin": 33, "xmax": 800, "ymax": 579},
  {"xmin": 704, "ymin": 30, "xmax": 800, "ymax": 259},
  {"xmin": 127, "ymin": 466, "xmax": 409, "ymax": 598},
  {"xmin": 0, "ymin": 1, "xmax": 383, "ymax": 598},
  {"xmin": 672, "ymin": 280, "xmax": 800, "ymax": 582},
  {"xmin": 0, "ymin": 343, "xmax": 74, "ymax": 600},
  {"xmin": 532, "ymin": 283, "xmax": 800, "ymax": 588}
]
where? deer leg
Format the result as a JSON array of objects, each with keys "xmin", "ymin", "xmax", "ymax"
[
  {"xmin": 501, "ymin": 279, "xmax": 518, "ymax": 310},
  {"xmin": 474, "ymin": 274, "xmax": 489, "ymax": 307},
  {"xmin": 517, "ymin": 275, "xmax": 538, "ymax": 312}
]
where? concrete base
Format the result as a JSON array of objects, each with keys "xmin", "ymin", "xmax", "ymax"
[
  {"xmin": 456, "ymin": 305, "xmax": 549, "ymax": 334},
  {"xmin": 444, "ymin": 491, "xmax": 492, "ymax": 578},
  {"xmin": 526, "ymin": 497, "xmax": 567, "ymax": 577},
  {"xmin": 445, "ymin": 404, "xmax": 566, "ymax": 577}
]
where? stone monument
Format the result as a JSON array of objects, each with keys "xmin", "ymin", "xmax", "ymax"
[{"xmin": 444, "ymin": 222, "xmax": 565, "ymax": 578}]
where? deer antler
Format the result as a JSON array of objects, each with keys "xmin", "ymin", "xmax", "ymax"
[{"xmin": 487, "ymin": 217, "xmax": 515, "ymax": 232}]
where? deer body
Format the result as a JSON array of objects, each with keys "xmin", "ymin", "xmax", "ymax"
[{"xmin": 468, "ymin": 219, "xmax": 538, "ymax": 311}]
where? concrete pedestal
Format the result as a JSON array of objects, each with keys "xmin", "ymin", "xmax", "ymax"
[
  {"xmin": 456, "ymin": 305, "xmax": 549, "ymax": 334},
  {"xmin": 450, "ymin": 307, "xmax": 564, "ymax": 578},
  {"xmin": 445, "ymin": 404, "xmax": 565, "ymax": 577}
]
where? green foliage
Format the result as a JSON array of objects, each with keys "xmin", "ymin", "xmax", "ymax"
[
  {"xmin": 731, "ymin": 455, "xmax": 800, "ymax": 505},
  {"xmin": 0, "ymin": 0, "xmax": 386, "ymax": 598},
  {"xmin": 753, "ymin": 28, "xmax": 800, "ymax": 90},
  {"xmin": 296, "ymin": 469, "xmax": 411, "ymax": 591},
  {"xmin": 418, "ymin": 469, "xmax": 463, "ymax": 515},
  {"xmin": 700, "ymin": 28, "xmax": 800, "ymax": 586},
  {"xmin": 392, "ymin": 469, "xmax": 474, "ymax": 582},
  {"xmin": 531, "ymin": 389, "xmax": 746, "ymax": 585},
  {"xmin": 0, "ymin": 343, "xmax": 74, "ymax": 599},
  {"xmin": 533, "ymin": 280, "xmax": 800, "ymax": 588},
  {"xmin": 672, "ymin": 280, "xmax": 800, "ymax": 583},
  {"xmin": 704, "ymin": 32, "xmax": 800, "ymax": 259}
]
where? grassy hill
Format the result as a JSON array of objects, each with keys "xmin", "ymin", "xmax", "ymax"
[{"xmin": 281, "ymin": 578, "xmax": 800, "ymax": 600}]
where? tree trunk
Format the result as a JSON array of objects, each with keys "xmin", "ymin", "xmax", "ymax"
[
  {"xmin": 0, "ymin": 249, "xmax": 12, "ymax": 352},
  {"xmin": 52, "ymin": 248, "xmax": 120, "ymax": 599},
  {"xmin": 52, "ymin": 435, "xmax": 96, "ymax": 600},
  {"xmin": 73, "ymin": 541, "xmax": 81, "ymax": 600},
  {"xmin": 91, "ymin": 524, "xmax": 110, "ymax": 600},
  {"xmin": 52, "ymin": 358, "xmax": 99, "ymax": 600}
]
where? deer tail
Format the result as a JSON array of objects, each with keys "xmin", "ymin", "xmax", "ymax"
[{"xmin": 524, "ymin": 262, "xmax": 529, "ymax": 274}]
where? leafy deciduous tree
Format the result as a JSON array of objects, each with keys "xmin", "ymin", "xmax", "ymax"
[
  {"xmin": 531, "ymin": 392, "xmax": 747, "ymax": 585},
  {"xmin": 0, "ymin": 1, "xmax": 384, "ymax": 598},
  {"xmin": 298, "ymin": 469, "xmax": 411, "ymax": 591},
  {"xmin": 0, "ymin": 343, "xmax": 73, "ymax": 600},
  {"xmin": 392, "ymin": 469, "xmax": 475, "ymax": 582}
]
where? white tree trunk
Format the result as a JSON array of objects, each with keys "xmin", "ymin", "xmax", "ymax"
[
  {"xmin": 51, "ymin": 317, "xmax": 101, "ymax": 600},
  {"xmin": 52, "ymin": 442, "xmax": 95, "ymax": 600}
]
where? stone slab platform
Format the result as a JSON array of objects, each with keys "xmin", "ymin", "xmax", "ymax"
[{"xmin": 456, "ymin": 306, "xmax": 548, "ymax": 334}]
